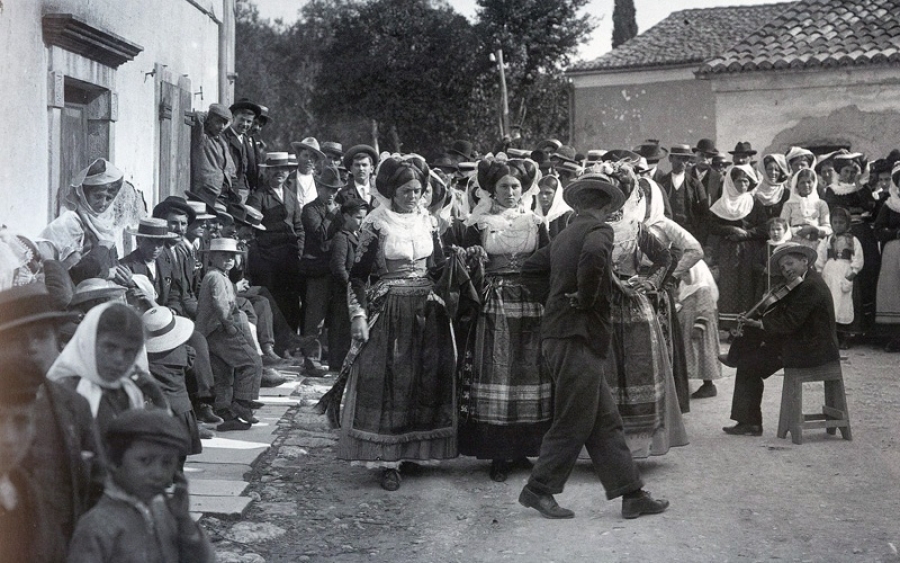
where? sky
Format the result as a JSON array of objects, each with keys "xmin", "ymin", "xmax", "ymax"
[{"xmin": 250, "ymin": 0, "xmax": 778, "ymax": 63}]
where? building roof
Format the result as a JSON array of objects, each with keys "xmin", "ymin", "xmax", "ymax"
[
  {"xmin": 698, "ymin": 0, "xmax": 900, "ymax": 75},
  {"xmin": 569, "ymin": 2, "xmax": 795, "ymax": 73}
]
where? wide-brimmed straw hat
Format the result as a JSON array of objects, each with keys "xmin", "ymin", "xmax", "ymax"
[
  {"xmin": 203, "ymin": 237, "xmax": 242, "ymax": 254},
  {"xmin": 562, "ymin": 173, "xmax": 626, "ymax": 213},
  {"xmin": 769, "ymin": 242, "xmax": 818, "ymax": 271},
  {"xmin": 0, "ymin": 284, "xmax": 77, "ymax": 334},
  {"xmin": 342, "ymin": 144, "xmax": 378, "ymax": 170},
  {"xmin": 290, "ymin": 137, "xmax": 326, "ymax": 161},
  {"xmin": 126, "ymin": 218, "xmax": 179, "ymax": 240},
  {"xmin": 258, "ymin": 152, "xmax": 295, "ymax": 168},
  {"xmin": 143, "ymin": 306, "xmax": 195, "ymax": 354},
  {"xmin": 68, "ymin": 278, "xmax": 127, "ymax": 309}
]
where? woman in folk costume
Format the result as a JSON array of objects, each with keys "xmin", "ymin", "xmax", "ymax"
[
  {"xmin": 46, "ymin": 302, "xmax": 167, "ymax": 438},
  {"xmin": 534, "ymin": 174, "xmax": 573, "ymax": 239},
  {"xmin": 753, "ymin": 153, "xmax": 792, "ymax": 222},
  {"xmin": 642, "ymin": 177, "xmax": 703, "ymax": 410},
  {"xmin": 780, "ymin": 168, "xmax": 832, "ymax": 249},
  {"xmin": 336, "ymin": 155, "xmax": 457, "ymax": 492},
  {"xmin": 596, "ymin": 159, "xmax": 688, "ymax": 458},
  {"xmin": 37, "ymin": 159, "xmax": 134, "ymax": 285},
  {"xmin": 874, "ymin": 162, "xmax": 900, "ymax": 351},
  {"xmin": 823, "ymin": 150, "xmax": 880, "ymax": 335},
  {"xmin": 708, "ymin": 164, "xmax": 768, "ymax": 330},
  {"xmin": 456, "ymin": 158, "xmax": 553, "ymax": 482}
]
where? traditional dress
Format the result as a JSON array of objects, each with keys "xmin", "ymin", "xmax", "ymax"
[
  {"xmin": 816, "ymin": 231, "xmax": 863, "ymax": 329},
  {"xmin": 873, "ymin": 183, "xmax": 900, "ymax": 328},
  {"xmin": 338, "ymin": 204, "xmax": 457, "ymax": 467},
  {"xmin": 781, "ymin": 171, "xmax": 832, "ymax": 249},
  {"xmin": 753, "ymin": 154, "xmax": 791, "ymax": 222},
  {"xmin": 457, "ymin": 204, "xmax": 552, "ymax": 460},
  {"xmin": 677, "ymin": 261, "xmax": 722, "ymax": 383},
  {"xmin": 534, "ymin": 175, "xmax": 573, "ymax": 239}
]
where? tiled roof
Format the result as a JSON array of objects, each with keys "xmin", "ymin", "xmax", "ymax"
[
  {"xmin": 569, "ymin": 2, "xmax": 796, "ymax": 73},
  {"xmin": 698, "ymin": 0, "xmax": 900, "ymax": 74}
]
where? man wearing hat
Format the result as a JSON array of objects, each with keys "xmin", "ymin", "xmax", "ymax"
[
  {"xmin": 224, "ymin": 98, "xmax": 263, "ymax": 200},
  {"xmin": 247, "ymin": 105, "xmax": 270, "ymax": 188},
  {"xmin": 517, "ymin": 173, "xmax": 669, "ymax": 521},
  {"xmin": 723, "ymin": 243, "xmax": 840, "ymax": 436},
  {"xmin": 633, "ymin": 139, "xmax": 669, "ymax": 184},
  {"xmin": 729, "ymin": 141, "xmax": 757, "ymax": 167},
  {"xmin": 247, "ymin": 152, "xmax": 306, "ymax": 332},
  {"xmin": 121, "ymin": 219, "xmax": 180, "ymax": 308},
  {"xmin": 447, "ymin": 140, "xmax": 477, "ymax": 165},
  {"xmin": 288, "ymin": 137, "xmax": 326, "ymax": 208},
  {"xmin": 336, "ymin": 144, "xmax": 379, "ymax": 207},
  {"xmin": 682, "ymin": 138, "xmax": 720, "ymax": 243},
  {"xmin": 321, "ymin": 141, "xmax": 344, "ymax": 169},
  {"xmin": 0, "ymin": 284, "xmax": 104, "ymax": 547},
  {"xmin": 190, "ymin": 103, "xmax": 237, "ymax": 206}
]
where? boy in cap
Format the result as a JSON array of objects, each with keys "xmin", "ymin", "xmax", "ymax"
[
  {"xmin": 328, "ymin": 199, "xmax": 370, "ymax": 371},
  {"xmin": 196, "ymin": 238, "xmax": 263, "ymax": 430},
  {"xmin": 66, "ymin": 409, "xmax": 215, "ymax": 563}
]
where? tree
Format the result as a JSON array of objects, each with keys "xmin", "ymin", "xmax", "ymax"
[{"xmin": 612, "ymin": 0, "xmax": 638, "ymax": 49}]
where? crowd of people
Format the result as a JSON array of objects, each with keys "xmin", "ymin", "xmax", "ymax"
[{"xmin": 2, "ymin": 94, "xmax": 893, "ymax": 558}]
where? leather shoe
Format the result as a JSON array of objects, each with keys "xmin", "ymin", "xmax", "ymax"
[
  {"xmin": 722, "ymin": 423, "xmax": 762, "ymax": 436},
  {"xmin": 261, "ymin": 368, "xmax": 287, "ymax": 387},
  {"xmin": 216, "ymin": 418, "xmax": 251, "ymax": 432},
  {"xmin": 518, "ymin": 487, "xmax": 574, "ymax": 519},
  {"xmin": 622, "ymin": 490, "xmax": 669, "ymax": 519},
  {"xmin": 231, "ymin": 402, "xmax": 258, "ymax": 424},
  {"xmin": 195, "ymin": 403, "xmax": 223, "ymax": 424},
  {"xmin": 690, "ymin": 382, "xmax": 717, "ymax": 399},
  {"xmin": 303, "ymin": 356, "xmax": 327, "ymax": 377},
  {"xmin": 489, "ymin": 460, "xmax": 509, "ymax": 483},
  {"xmin": 718, "ymin": 353, "xmax": 736, "ymax": 368}
]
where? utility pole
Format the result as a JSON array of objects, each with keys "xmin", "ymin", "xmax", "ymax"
[{"xmin": 495, "ymin": 48, "xmax": 509, "ymax": 139}]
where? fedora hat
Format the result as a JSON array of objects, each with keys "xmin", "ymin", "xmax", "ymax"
[
  {"xmin": 126, "ymin": 218, "xmax": 178, "ymax": 240},
  {"xmin": 204, "ymin": 237, "xmax": 242, "ymax": 254},
  {"xmin": 0, "ymin": 284, "xmax": 77, "ymax": 334},
  {"xmin": 669, "ymin": 143, "xmax": 693, "ymax": 156},
  {"xmin": 186, "ymin": 201, "xmax": 215, "ymax": 221},
  {"xmin": 562, "ymin": 173, "xmax": 626, "ymax": 213},
  {"xmin": 551, "ymin": 145, "xmax": 578, "ymax": 164},
  {"xmin": 207, "ymin": 103, "xmax": 232, "ymax": 121},
  {"xmin": 342, "ymin": 144, "xmax": 378, "ymax": 170},
  {"xmin": 256, "ymin": 105, "xmax": 270, "ymax": 126},
  {"xmin": 229, "ymin": 98, "xmax": 262, "ymax": 117},
  {"xmin": 769, "ymin": 242, "xmax": 818, "ymax": 271},
  {"xmin": 693, "ymin": 138, "xmax": 719, "ymax": 155},
  {"xmin": 228, "ymin": 203, "xmax": 266, "ymax": 231},
  {"xmin": 258, "ymin": 152, "xmax": 294, "ymax": 169},
  {"xmin": 633, "ymin": 139, "xmax": 668, "ymax": 162},
  {"xmin": 142, "ymin": 306, "xmax": 195, "ymax": 354},
  {"xmin": 448, "ymin": 140, "xmax": 476, "ymax": 161},
  {"xmin": 316, "ymin": 165, "xmax": 345, "ymax": 190},
  {"xmin": 321, "ymin": 141, "xmax": 344, "ymax": 158},
  {"xmin": 152, "ymin": 196, "xmax": 196, "ymax": 225},
  {"xmin": 290, "ymin": 137, "xmax": 326, "ymax": 161},
  {"xmin": 728, "ymin": 141, "xmax": 757, "ymax": 156},
  {"xmin": 68, "ymin": 278, "xmax": 126, "ymax": 309}
]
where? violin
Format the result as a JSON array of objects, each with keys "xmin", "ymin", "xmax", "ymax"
[{"xmin": 731, "ymin": 276, "xmax": 802, "ymax": 337}]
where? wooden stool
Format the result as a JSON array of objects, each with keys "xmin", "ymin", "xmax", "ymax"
[{"xmin": 777, "ymin": 361, "xmax": 852, "ymax": 445}]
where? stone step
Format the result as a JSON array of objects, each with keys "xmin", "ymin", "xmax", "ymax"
[
  {"xmin": 190, "ymin": 494, "xmax": 252, "ymax": 518},
  {"xmin": 188, "ymin": 479, "xmax": 249, "ymax": 497}
]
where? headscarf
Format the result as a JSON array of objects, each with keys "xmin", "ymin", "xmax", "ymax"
[
  {"xmin": 679, "ymin": 259, "xmax": 719, "ymax": 303},
  {"xmin": 534, "ymin": 174, "xmax": 573, "ymax": 226},
  {"xmin": 465, "ymin": 158, "xmax": 540, "ymax": 228},
  {"xmin": 785, "ymin": 146, "xmax": 817, "ymax": 170},
  {"xmin": 710, "ymin": 164, "xmax": 758, "ymax": 221},
  {"xmin": 886, "ymin": 162, "xmax": 900, "ymax": 214},
  {"xmin": 640, "ymin": 178, "xmax": 667, "ymax": 226},
  {"xmin": 786, "ymin": 169, "xmax": 822, "ymax": 223},
  {"xmin": 753, "ymin": 154, "xmax": 790, "ymax": 206},
  {"xmin": 46, "ymin": 302, "xmax": 147, "ymax": 417}
]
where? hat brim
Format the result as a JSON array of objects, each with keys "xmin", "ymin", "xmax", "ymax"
[
  {"xmin": 693, "ymin": 147, "xmax": 720, "ymax": 155},
  {"xmin": 68, "ymin": 287, "xmax": 127, "ymax": 308},
  {"xmin": 184, "ymin": 190, "xmax": 219, "ymax": 215},
  {"xmin": 0, "ymin": 311, "xmax": 79, "ymax": 334},
  {"xmin": 290, "ymin": 142, "xmax": 325, "ymax": 161},
  {"xmin": 229, "ymin": 101, "xmax": 262, "ymax": 116},
  {"xmin": 153, "ymin": 201, "xmax": 196, "ymax": 225},
  {"xmin": 342, "ymin": 145, "xmax": 379, "ymax": 170},
  {"xmin": 769, "ymin": 244, "xmax": 818, "ymax": 271},
  {"xmin": 635, "ymin": 147, "xmax": 669, "ymax": 160},
  {"xmin": 728, "ymin": 150, "xmax": 758, "ymax": 156},
  {"xmin": 562, "ymin": 175, "xmax": 626, "ymax": 213},
  {"xmin": 145, "ymin": 316, "xmax": 194, "ymax": 354},
  {"xmin": 125, "ymin": 228, "xmax": 179, "ymax": 239}
]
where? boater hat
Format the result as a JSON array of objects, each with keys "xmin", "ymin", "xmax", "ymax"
[
  {"xmin": 342, "ymin": 144, "xmax": 378, "ymax": 170},
  {"xmin": 0, "ymin": 284, "xmax": 77, "ymax": 334},
  {"xmin": 729, "ymin": 141, "xmax": 757, "ymax": 156},
  {"xmin": 126, "ymin": 218, "xmax": 179, "ymax": 240},
  {"xmin": 204, "ymin": 237, "xmax": 243, "ymax": 254},
  {"xmin": 563, "ymin": 173, "xmax": 627, "ymax": 212},
  {"xmin": 769, "ymin": 242, "xmax": 818, "ymax": 271},
  {"xmin": 68, "ymin": 278, "xmax": 127, "ymax": 309},
  {"xmin": 290, "ymin": 137, "xmax": 326, "ymax": 161},
  {"xmin": 187, "ymin": 201, "xmax": 215, "ymax": 221},
  {"xmin": 143, "ymin": 306, "xmax": 195, "ymax": 354},
  {"xmin": 258, "ymin": 152, "xmax": 294, "ymax": 169},
  {"xmin": 228, "ymin": 203, "xmax": 266, "ymax": 231},
  {"xmin": 669, "ymin": 143, "xmax": 693, "ymax": 156}
]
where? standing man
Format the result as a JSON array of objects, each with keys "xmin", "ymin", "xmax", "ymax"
[
  {"xmin": 190, "ymin": 103, "xmax": 237, "ymax": 206},
  {"xmin": 518, "ymin": 172, "xmax": 669, "ymax": 520},
  {"xmin": 659, "ymin": 144, "xmax": 700, "ymax": 235},
  {"xmin": 336, "ymin": 144, "xmax": 378, "ymax": 206},
  {"xmin": 633, "ymin": 139, "xmax": 669, "ymax": 184},
  {"xmin": 289, "ymin": 137, "xmax": 326, "ymax": 208},
  {"xmin": 224, "ymin": 98, "xmax": 263, "ymax": 202}
]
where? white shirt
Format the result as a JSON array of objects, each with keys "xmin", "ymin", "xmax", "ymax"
[
  {"xmin": 296, "ymin": 173, "xmax": 317, "ymax": 207},
  {"xmin": 671, "ymin": 171, "xmax": 685, "ymax": 191}
]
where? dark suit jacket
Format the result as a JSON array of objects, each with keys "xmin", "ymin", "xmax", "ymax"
[
  {"xmin": 300, "ymin": 200, "xmax": 343, "ymax": 277},
  {"xmin": 762, "ymin": 270, "xmax": 840, "ymax": 368},
  {"xmin": 659, "ymin": 171, "xmax": 701, "ymax": 234},
  {"xmin": 521, "ymin": 214, "xmax": 614, "ymax": 357},
  {"xmin": 120, "ymin": 248, "xmax": 176, "ymax": 308},
  {"xmin": 223, "ymin": 127, "xmax": 251, "ymax": 196},
  {"xmin": 246, "ymin": 186, "xmax": 305, "ymax": 265},
  {"xmin": 335, "ymin": 182, "xmax": 373, "ymax": 207}
]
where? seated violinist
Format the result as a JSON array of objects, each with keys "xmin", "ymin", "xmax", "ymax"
[{"xmin": 723, "ymin": 243, "xmax": 841, "ymax": 436}]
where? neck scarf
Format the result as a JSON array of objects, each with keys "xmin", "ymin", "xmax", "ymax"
[
  {"xmin": 710, "ymin": 164, "xmax": 757, "ymax": 221},
  {"xmin": 46, "ymin": 302, "xmax": 147, "ymax": 417},
  {"xmin": 753, "ymin": 154, "xmax": 789, "ymax": 206},
  {"xmin": 786, "ymin": 171, "xmax": 822, "ymax": 223},
  {"xmin": 533, "ymin": 176, "xmax": 573, "ymax": 226}
]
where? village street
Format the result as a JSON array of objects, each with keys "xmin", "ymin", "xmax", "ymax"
[{"xmin": 188, "ymin": 342, "xmax": 900, "ymax": 563}]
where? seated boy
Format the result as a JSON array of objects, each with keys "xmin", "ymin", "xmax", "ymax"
[{"xmin": 66, "ymin": 408, "xmax": 215, "ymax": 563}]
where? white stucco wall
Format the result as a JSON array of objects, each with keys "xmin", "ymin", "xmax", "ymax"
[
  {"xmin": 0, "ymin": 0, "xmax": 227, "ymax": 239},
  {"xmin": 708, "ymin": 66, "xmax": 900, "ymax": 158}
]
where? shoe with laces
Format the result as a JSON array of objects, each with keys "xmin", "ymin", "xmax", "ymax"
[{"xmin": 622, "ymin": 490, "xmax": 669, "ymax": 519}]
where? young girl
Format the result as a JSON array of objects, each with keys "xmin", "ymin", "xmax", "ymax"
[
  {"xmin": 816, "ymin": 206, "xmax": 863, "ymax": 349},
  {"xmin": 781, "ymin": 168, "xmax": 832, "ymax": 249}
]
